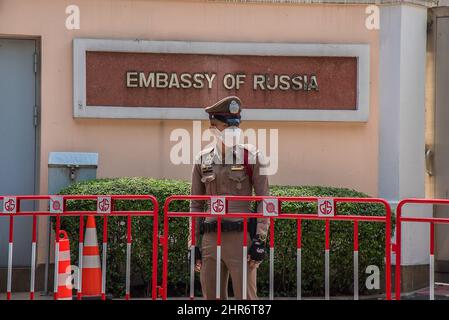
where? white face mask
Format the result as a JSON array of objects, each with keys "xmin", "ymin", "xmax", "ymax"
[{"xmin": 211, "ymin": 126, "xmax": 242, "ymax": 148}]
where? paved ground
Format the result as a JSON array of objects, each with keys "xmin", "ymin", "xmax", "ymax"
[{"xmin": 2, "ymin": 284, "xmax": 449, "ymax": 300}]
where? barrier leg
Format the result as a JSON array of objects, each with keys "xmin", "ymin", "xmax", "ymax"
[
  {"xmin": 269, "ymin": 218, "xmax": 274, "ymax": 301},
  {"xmin": 6, "ymin": 214, "xmax": 14, "ymax": 301},
  {"xmin": 152, "ymin": 205, "xmax": 158, "ymax": 300},
  {"xmin": 297, "ymin": 219, "xmax": 301, "ymax": 300},
  {"xmin": 125, "ymin": 215, "xmax": 132, "ymax": 300},
  {"xmin": 189, "ymin": 217, "xmax": 196, "ymax": 300},
  {"xmin": 77, "ymin": 215, "xmax": 84, "ymax": 300},
  {"xmin": 354, "ymin": 221, "xmax": 359, "ymax": 300},
  {"xmin": 190, "ymin": 245, "xmax": 195, "ymax": 299},
  {"xmin": 325, "ymin": 220, "xmax": 330, "ymax": 300},
  {"xmin": 216, "ymin": 216, "xmax": 221, "ymax": 300},
  {"xmin": 53, "ymin": 215, "xmax": 60, "ymax": 300},
  {"xmin": 242, "ymin": 218, "xmax": 248, "ymax": 300},
  {"xmin": 430, "ymin": 222, "xmax": 435, "ymax": 300},
  {"xmin": 101, "ymin": 215, "xmax": 108, "ymax": 301}
]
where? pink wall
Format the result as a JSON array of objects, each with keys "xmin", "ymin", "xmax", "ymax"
[{"xmin": 0, "ymin": 0, "xmax": 379, "ymax": 193}]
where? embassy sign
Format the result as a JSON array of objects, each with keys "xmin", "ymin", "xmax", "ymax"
[
  {"xmin": 73, "ymin": 39, "xmax": 370, "ymax": 122},
  {"xmin": 125, "ymin": 71, "xmax": 319, "ymax": 92}
]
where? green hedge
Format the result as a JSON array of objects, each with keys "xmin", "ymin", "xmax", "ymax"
[{"xmin": 57, "ymin": 177, "xmax": 391, "ymax": 298}]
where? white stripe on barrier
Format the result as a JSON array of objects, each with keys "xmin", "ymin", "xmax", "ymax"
[
  {"xmin": 58, "ymin": 273, "xmax": 71, "ymax": 287},
  {"xmin": 216, "ymin": 245, "xmax": 221, "ymax": 300},
  {"xmin": 7, "ymin": 242, "xmax": 13, "ymax": 294},
  {"xmin": 269, "ymin": 247, "xmax": 274, "ymax": 300},
  {"xmin": 430, "ymin": 254, "xmax": 435, "ymax": 300},
  {"xmin": 242, "ymin": 246, "xmax": 247, "ymax": 300},
  {"xmin": 126, "ymin": 243, "xmax": 131, "ymax": 296},
  {"xmin": 82, "ymin": 255, "xmax": 101, "ymax": 268},
  {"xmin": 78, "ymin": 243, "xmax": 83, "ymax": 293},
  {"xmin": 325, "ymin": 249, "xmax": 330, "ymax": 300},
  {"xmin": 102, "ymin": 243, "xmax": 107, "ymax": 295},
  {"xmin": 30, "ymin": 242, "xmax": 36, "ymax": 294},
  {"xmin": 53, "ymin": 242, "xmax": 60, "ymax": 293},
  {"xmin": 354, "ymin": 251, "xmax": 359, "ymax": 300},
  {"xmin": 58, "ymin": 250, "xmax": 71, "ymax": 261},
  {"xmin": 57, "ymin": 297, "xmax": 72, "ymax": 300},
  {"xmin": 190, "ymin": 246, "xmax": 195, "ymax": 299},
  {"xmin": 297, "ymin": 248, "xmax": 301, "ymax": 300},
  {"xmin": 84, "ymin": 229, "xmax": 98, "ymax": 246}
]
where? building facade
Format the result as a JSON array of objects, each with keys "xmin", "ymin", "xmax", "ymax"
[{"xmin": 0, "ymin": 0, "xmax": 446, "ymax": 294}]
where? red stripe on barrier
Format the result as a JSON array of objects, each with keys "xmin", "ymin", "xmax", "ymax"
[
  {"xmin": 191, "ymin": 217, "xmax": 196, "ymax": 246},
  {"xmin": 297, "ymin": 219, "xmax": 301, "ymax": 249},
  {"xmin": 354, "ymin": 221, "xmax": 359, "ymax": 252},
  {"xmin": 127, "ymin": 215, "xmax": 132, "ymax": 244},
  {"xmin": 325, "ymin": 220, "xmax": 330, "ymax": 250},
  {"xmin": 430, "ymin": 222, "xmax": 435, "ymax": 255},
  {"xmin": 270, "ymin": 218, "xmax": 275, "ymax": 249},
  {"xmin": 243, "ymin": 218, "xmax": 248, "ymax": 246},
  {"xmin": 217, "ymin": 216, "xmax": 222, "ymax": 246}
]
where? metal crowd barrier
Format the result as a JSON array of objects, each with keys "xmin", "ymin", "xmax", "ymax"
[
  {"xmin": 0, "ymin": 195, "xmax": 158, "ymax": 300},
  {"xmin": 395, "ymin": 198, "xmax": 449, "ymax": 300},
  {"xmin": 161, "ymin": 195, "xmax": 392, "ymax": 300}
]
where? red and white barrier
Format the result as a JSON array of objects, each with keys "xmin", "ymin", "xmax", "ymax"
[
  {"xmin": 0, "ymin": 194, "xmax": 158, "ymax": 300},
  {"xmin": 161, "ymin": 195, "xmax": 393, "ymax": 301},
  {"xmin": 395, "ymin": 198, "xmax": 449, "ymax": 300}
]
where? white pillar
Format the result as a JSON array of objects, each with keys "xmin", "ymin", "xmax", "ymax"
[{"xmin": 379, "ymin": 4, "xmax": 430, "ymax": 269}]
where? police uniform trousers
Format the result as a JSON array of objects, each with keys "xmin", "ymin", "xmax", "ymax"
[{"xmin": 200, "ymin": 231, "xmax": 258, "ymax": 300}]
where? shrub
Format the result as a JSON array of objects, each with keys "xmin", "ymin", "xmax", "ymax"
[{"xmin": 57, "ymin": 177, "xmax": 391, "ymax": 298}]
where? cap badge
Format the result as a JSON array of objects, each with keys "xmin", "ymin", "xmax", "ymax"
[{"xmin": 229, "ymin": 100, "xmax": 240, "ymax": 114}]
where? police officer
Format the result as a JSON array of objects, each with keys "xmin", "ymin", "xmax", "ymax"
[{"xmin": 189, "ymin": 96, "xmax": 270, "ymax": 300}]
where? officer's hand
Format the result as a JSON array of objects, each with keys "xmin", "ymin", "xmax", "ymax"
[
  {"xmin": 188, "ymin": 247, "xmax": 202, "ymax": 272},
  {"xmin": 248, "ymin": 235, "xmax": 266, "ymax": 268},
  {"xmin": 195, "ymin": 260, "xmax": 202, "ymax": 272}
]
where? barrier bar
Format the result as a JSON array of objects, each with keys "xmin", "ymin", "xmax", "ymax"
[
  {"xmin": 242, "ymin": 218, "xmax": 248, "ymax": 300},
  {"xmin": 151, "ymin": 199, "xmax": 159, "ymax": 301},
  {"xmin": 7, "ymin": 210, "xmax": 15, "ymax": 301},
  {"xmin": 189, "ymin": 217, "xmax": 196, "ymax": 300},
  {"xmin": 101, "ymin": 213, "xmax": 108, "ymax": 300},
  {"xmin": 353, "ymin": 220, "xmax": 359, "ymax": 300},
  {"xmin": 325, "ymin": 219, "xmax": 330, "ymax": 300},
  {"xmin": 77, "ymin": 214, "xmax": 84, "ymax": 300},
  {"xmin": 30, "ymin": 215, "xmax": 37, "ymax": 300},
  {"xmin": 53, "ymin": 206, "xmax": 61, "ymax": 300},
  {"xmin": 296, "ymin": 218, "xmax": 302, "ymax": 300},
  {"xmin": 269, "ymin": 217, "xmax": 275, "ymax": 300},
  {"xmin": 162, "ymin": 203, "xmax": 169, "ymax": 300},
  {"xmin": 216, "ymin": 215, "xmax": 222, "ymax": 300},
  {"xmin": 430, "ymin": 222, "xmax": 435, "ymax": 300},
  {"xmin": 125, "ymin": 214, "xmax": 132, "ymax": 300}
]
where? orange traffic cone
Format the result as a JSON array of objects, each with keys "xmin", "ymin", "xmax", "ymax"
[
  {"xmin": 81, "ymin": 216, "xmax": 102, "ymax": 298},
  {"xmin": 57, "ymin": 230, "xmax": 73, "ymax": 300}
]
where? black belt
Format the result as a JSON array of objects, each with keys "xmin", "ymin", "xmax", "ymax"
[{"xmin": 201, "ymin": 221, "xmax": 244, "ymax": 234}]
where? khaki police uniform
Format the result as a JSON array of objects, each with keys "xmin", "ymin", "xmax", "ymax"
[{"xmin": 189, "ymin": 96, "xmax": 270, "ymax": 300}]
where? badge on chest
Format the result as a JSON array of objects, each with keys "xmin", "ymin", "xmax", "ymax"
[
  {"xmin": 201, "ymin": 164, "xmax": 213, "ymax": 174},
  {"xmin": 201, "ymin": 153, "xmax": 214, "ymax": 174}
]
